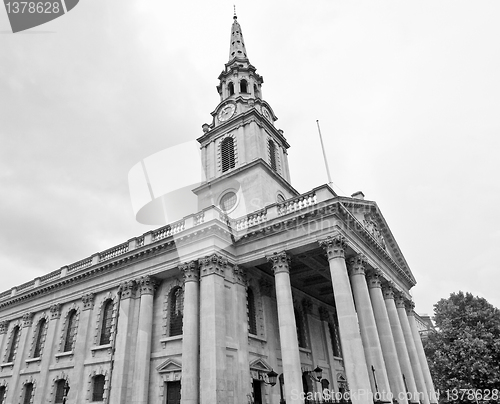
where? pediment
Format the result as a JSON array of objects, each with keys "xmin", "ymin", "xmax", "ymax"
[
  {"xmin": 249, "ymin": 358, "xmax": 272, "ymax": 372},
  {"xmin": 156, "ymin": 358, "xmax": 182, "ymax": 373}
]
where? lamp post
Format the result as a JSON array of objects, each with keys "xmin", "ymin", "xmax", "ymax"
[
  {"xmin": 308, "ymin": 366, "xmax": 323, "ymax": 382},
  {"xmin": 259, "ymin": 369, "xmax": 279, "ymax": 387},
  {"xmin": 62, "ymin": 380, "xmax": 70, "ymax": 404}
]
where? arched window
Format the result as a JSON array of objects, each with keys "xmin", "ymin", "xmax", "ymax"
[
  {"xmin": 240, "ymin": 79, "xmax": 248, "ymax": 93},
  {"xmin": 221, "ymin": 137, "xmax": 235, "ymax": 172},
  {"xmin": 329, "ymin": 322, "xmax": 342, "ymax": 357},
  {"xmin": 92, "ymin": 375, "xmax": 105, "ymax": 402},
  {"xmin": 169, "ymin": 287, "xmax": 184, "ymax": 337},
  {"xmin": 64, "ymin": 310, "xmax": 78, "ymax": 352},
  {"xmin": 7, "ymin": 325, "xmax": 19, "ymax": 363},
  {"xmin": 54, "ymin": 380, "xmax": 66, "ymax": 403},
  {"xmin": 247, "ymin": 288, "xmax": 257, "ymax": 335},
  {"xmin": 294, "ymin": 308, "xmax": 306, "ymax": 348},
  {"xmin": 23, "ymin": 383, "xmax": 34, "ymax": 404},
  {"xmin": 268, "ymin": 140, "xmax": 277, "ymax": 171},
  {"xmin": 254, "ymin": 84, "xmax": 260, "ymax": 98},
  {"xmin": 33, "ymin": 318, "xmax": 47, "ymax": 358},
  {"xmin": 99, "ymin": 300, "xmax": 113, "ymax": 345},
  {"xmin": 228, "ymin": 82, "xmax": 235, "ymax": 96},
  {"xmin": 0, "ymin": 386, "xmax": 6, "ymax": 404}
]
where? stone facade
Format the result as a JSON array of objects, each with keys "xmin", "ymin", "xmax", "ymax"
[{"xmin": 0, "ymin": 14, "xmax": 436, "ymax": 404}]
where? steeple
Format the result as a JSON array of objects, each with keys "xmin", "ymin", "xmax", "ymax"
[
  {"xmin": 229, "ymin": 12, "xmax": 248, "ymax": 61},
  {"xmin": 195, "ymin": 13, "xmax": 299, "ymax": 217}
]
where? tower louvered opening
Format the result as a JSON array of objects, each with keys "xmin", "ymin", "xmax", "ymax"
[
  {"xmin": 221, "ymin": 137, "xmax": 235, "ymax": 172},
  {"xmin": 269, "ymin": 140, "xmax": 277, "ymax": 171}
]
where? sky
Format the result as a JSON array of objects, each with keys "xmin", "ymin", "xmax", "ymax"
[{"xmin": 1, "ymin": 1, "xmax": 499, "ymax": 317}]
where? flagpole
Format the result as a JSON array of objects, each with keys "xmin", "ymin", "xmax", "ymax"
[{"xmin": 316, "ymin": 120, "xmax": 333, "ymax": 187}]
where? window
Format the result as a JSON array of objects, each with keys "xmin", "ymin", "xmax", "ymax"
[
  {"xmin": 165, "ymin": 381, "xmax": 181, "ymax": 404},
  {"xmin": 33, "ymin": 318, "xmax": 47, "ymax": 358},
  {"xmin": 221, "ymin": 137, "xmax": 235, "ymax": 172},
  {"xmin": 92, "ymin": 375, "xmax": 105, "ymax": 402},
  {"xmin": 54, "ymin": 380, "xmax": 66, "ymax": 403},
  {"xmin": 64, "ymin": 310, "xmax": 77, "ymax": 352},
  {"xmin": 294, "ymin": 309, "xmax": 306, "ymax": 348},
  {"xmin": 23, "ymin": 383, "xmax": 33, "ymax": 404},
  {"xmin": 169, "ymin": 287, "xmax": 184, "ymax": 337},
  {"xmin": 7, "ymin": 326, "xmax": 19, "ymax": 363},
  {"xmin": 247, "ymin": 288, "xmax": 257, "ymax": 335},
  {"xmin": 268, "ymin": 140, "xmax": 277, "ymax": 171},
  {"xmin": 254, "ymin": 84, "xmax": 260, "ymax": 98},
  {"xmin": 0, "ymin": 386, "xmax": 6, "ymax": 404},
  {"xmin": 240, "ymin": 79, "xmax": 248, "ymax": 93},
  {"xmin": 277, "ymin": 194, "xmax": 285, "ymax": 203},
  {"xmin": 228, "ymin": 82, "xmax": 235, "ymax": 96},
  {"xmin": 329, "ymin": 322, "xmax": 342, "ymax": 357},
  {"xmin": 99, "ymin": 301, "xmax": 113, "ymax": 345},
  {"xmin": 220, "ymin": 192, "xmax": 237, "ymax": 212}
]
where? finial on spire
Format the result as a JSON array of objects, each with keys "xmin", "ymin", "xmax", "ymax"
[{"xmin": 233, "ymin": 5, "xmax": 237, "ymax": 19}]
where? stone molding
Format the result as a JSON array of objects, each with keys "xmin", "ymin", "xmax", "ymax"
[
  {"xmin": 82, "ymin": 293, "xmax": 95, "ymax": 310},
  {"xmin": 347, "ymin": 253, "xmax": 367, "ymax": 276},
  {"xmin": 319, "ymin": 235, "xmax": 348, "ymax": 260},
  {"xmin": 302, "ymin": 298, "xmax": 313, "ymax": 314},
  {"xmin": 198, "ymin": 253, "xmax": 228, "ymax": 277},
  {"xmin": 118, "ymin": 280, "xmax": 137, "ymax": 299},
  {"xmin": 50, "ymin": 303, "xmax": 62, "ymax": 320},
  {"xmin": 267, "ymin": 251, "xmax": 291, "ymax": 275},
  {"xmin": 179, "ymin": 261, "xmax": 199, "ymax": 283},
  {"xmin": 137, "ymin": 276, "xmax": 158, "ymax": 296},
  {"xmin": 318, "ymin": 306, "xmax": 330, "ymax": 322},
  {"xmin": 0, "ymin": 320, "xmax": 9, "ymax": 334},
  {"xmin": 232, "ymin": 265, "xmax": 247, "ymax": 286},
  {"xmin": 22, "ymin": 312, "xmax": 34, "ymax": 328}
]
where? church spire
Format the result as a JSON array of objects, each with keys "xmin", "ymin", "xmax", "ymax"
[{"xmin": 229, "ymin": 11, "xmax": 248, "ymax": 61}]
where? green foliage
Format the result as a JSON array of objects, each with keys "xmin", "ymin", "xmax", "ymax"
[{"xmin": 424, "ymin": 291, "xmax": 500, "ymax": 403}]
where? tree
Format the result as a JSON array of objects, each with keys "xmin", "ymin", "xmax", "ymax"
[{"xmin": 424, "ymin": 291, "xmax": 500, "ymax": 403}]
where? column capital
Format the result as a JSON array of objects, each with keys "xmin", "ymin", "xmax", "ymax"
[
  {"xmin": 118, "ymin": 280, "xmax": 137, "ymax": 299},
  {"xmin": 347, "ymin": 253, "xmax": 367, "ymax": 276},
  {"xmin": 367, "ymin": 269, "xmax": 383, "ymax": 289},
  {"xmin": 137, "ymin": 275, "xmax": 158, "ymax": 296},
  {"xmin": 405, "ymin": 300, "xmax": 416, "ymax": 314},
  {"xmin": 198, "ymin": 253, "xmax": 228, "ymax": 277},
  {"xmin": 319, "ymin": 235, "xmax": 348, "ymax": 259},
  {"xmin": 267, "ymin": 251, "xmax": 291, "ymax": 275},
  {"xmin": 382, "ymin": 283, "xmax": 396, "ymax": 300},
  {"xmin": 394, "ymin": 294, "xmax": 406, "ymax": 309},
  {"xmin": 258, "ymin": 278, "xmax": 273, "ymax": 297},
  {"xmin": 232, "ymin": 265, "xmax": 247, "ymax": 286},
  {"xmin": 0, "ymin": 320, "xmax": 9, "ymax": 334},
  {"xmin": 318, "ymin": 306, "xmax": 330, "ymax": 322},
  {"xmin": 49, "ymin": 303, "xmax": 62, "ymax": 320},
  {"xmin": 302, "ymin": 298, "xmax": 313, "ymax": 314},
  {"xmin": 82, "ymin": 293, "xmax": 95, "ymax": 310},
  {"xmin": 22, "ymin": 312, "xmax": 34, "ymax": 328},
  {"xmin": 180, "ymin": 261, "xmax": 199, "ymax": 283}
]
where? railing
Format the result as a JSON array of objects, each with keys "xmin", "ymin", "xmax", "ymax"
[
  {"xmin": 231, "ymin": 208, "xmax": 267, "ymax": 231},
  {"xmin": 16, "ymin": 280, "xmax": 35, "ymax": 292},
  {"xmin": 153, "ymin": 219, "xmax": 185, "ymax": 241},
  {"xmin": 68, "ymin": 257, "xmax": 92, "ymax": 272},
  {"xmin": 136, "ymin": 236, "xmax": 145, "ymax": 248},
  {"xmin": 278, "ymin": 191, "xmax": 317, "ymax": 216},
  {"xmin": 40, "ymin": 269, "xmax": 61, "ymax": 282},
  {"xmin": 100, "ymin": 243, "xmax": 129, "ymax": 262}
]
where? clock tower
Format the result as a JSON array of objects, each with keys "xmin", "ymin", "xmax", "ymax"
[{"xmin": 195, "ymin": 13, "xmax": 299, "ymax": 217}]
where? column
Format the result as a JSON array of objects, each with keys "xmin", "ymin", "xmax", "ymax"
[
  {"xmin": 383, "ymin": 286, "xmax": 419, "ymax": 404},
  {"xmin": 233, "ymin": 266, "xmax": 251, "ymax": 404},
  {"xmin": 199, "ymin": 254, "xmax": 227, "ymax": 404},
  {"xmin": 407, "ymin": 308, "xmax": 438, "ymax": 403},
  {"xmin": 38, "ymin": 304, "xmax": 62, "ymax": 401},
  {"xmin": 110, "ymin": 280, "xmax": 136, "ymax": 404},
  {"xmin": 319, "ymin": 236, "xmax": 372, "ymax": 404},
  {"xmin": 396, "ymin": 297, "xmax": 430, "ymax": 404},
  {"xmin": 132, "ymin": 276, "xmax": 157, "ymax": 404},
  {"xmin": 180, "ymin": 261, "xmax": 200, "ymax": 404},
  {"xmin": 0, "ymin": 320, "xmax": 8, "ymax": 356},
  {"xmin": 367, "ymin": 272, "xmax": 408, "ymax": 404},
  {"xmin": 6, "ymin": 312, "xmax": 33, "ymax": 403},
  {"xmin": 267, "ymin": 251, "xmax": 304, "ymax": 404},
  {"xmin": 348, "ymin": 255, "xmax": 392, "ymax": 403},
  {"xmin": 74, "ymin": 293, "xmax": 95, "ymax": 402}
]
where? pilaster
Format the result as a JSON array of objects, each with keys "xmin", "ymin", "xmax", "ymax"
[
  {"xmin": 319, "ymin": 236, "xmax": 372, "ymax": 404},
  {"xmin": 74, "ymin": 293, "xmax": 94, "ymax": 402}
]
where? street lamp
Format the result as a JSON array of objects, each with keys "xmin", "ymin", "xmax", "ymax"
[
  {"xmin": 307, "ymin": 366, "xmax": 323, "ymax": 382},
  {"xmin": 259, "ymin": 369, "xmax": 278, "ymax": 386}
]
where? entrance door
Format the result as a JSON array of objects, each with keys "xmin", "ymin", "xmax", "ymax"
[
  {"xmin": 165, "ymin": 381, "xmax": 181, "ymax": 404},
  {"xmin": 252, "ymin": 379, "xmax": 263, "ymax": 404}
]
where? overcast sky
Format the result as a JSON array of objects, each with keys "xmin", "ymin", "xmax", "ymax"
[{"xmin": 1, "ymin": 1, "xmax": 499, "ymax": 316}]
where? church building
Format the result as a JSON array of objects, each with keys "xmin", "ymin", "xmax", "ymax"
[{"xmin": 0, "ymin": 14, "xmax": 436, "ymax": 404}]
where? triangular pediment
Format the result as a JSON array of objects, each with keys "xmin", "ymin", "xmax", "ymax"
[
  {"xmin": 156, "ymin": 358, "xmax": 182, "ymax": 373},
  {"xmin": 249, "ymin": 358, "xmax": 272, "ymax": 372}
]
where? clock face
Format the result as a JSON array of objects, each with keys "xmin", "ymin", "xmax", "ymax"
[
  {"xmin": 263, "ymin": 107, "xmax": 272, "ymax": 121},
  {"xmin": 218, "ymin": 104, "xmax": 236, "ymax": 122}
]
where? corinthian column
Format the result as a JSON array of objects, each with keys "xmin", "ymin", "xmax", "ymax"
[
  {"xmin": 367, "ymin": 273, "xmax": 407, "ymax": 404},
  {"xmin": 396, "ymin": 298, "xmax": 430, "ymax": 404},
  {"xmin": 110, "ymin": 280, "xmax": 136, "ymax": 404},
  {"xmin": 133, "ymin": 276, "xmax": 157, "ymax": 404},
  {"xmin": 383, "ymin": 286, "xmax": 419, "ymax": 404},
  {"xmin": 199, "ymin": 254, "xmax": 228, "ymax": 404},
  {"xmin": 348, "ymin": 255, "xmax": 392, "ymax": 403},
  {"xmin": 319, "ymin": 236, "xmax": 372, "ymax": 404},
  {"xmin": 180, "ymin": 261, "xmax": 200, "ymax": 404},
  {"xmin": 267, "ymin": 251, "xmax": 304, "ymax": 404}
]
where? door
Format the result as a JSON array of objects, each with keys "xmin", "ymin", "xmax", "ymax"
[{"xmin": 165, "ymin": 381, "xmax": 181, "ymax": 404}]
